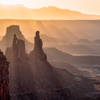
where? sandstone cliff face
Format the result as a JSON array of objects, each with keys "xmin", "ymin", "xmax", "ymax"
[{"xmin": 0, "ymin": 50, "xmax": 10, "ymax": 100}]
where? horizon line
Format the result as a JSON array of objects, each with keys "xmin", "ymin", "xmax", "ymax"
[{"xmin": 0, "ymin": 19, "xmax": 100, "ymax": 21}]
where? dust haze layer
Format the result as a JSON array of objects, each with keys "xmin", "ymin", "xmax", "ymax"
[
  {"xmin": 0, "ymin": 20, "xmax": 100, "ymax": 41},
  {"xmin": 0, "ymin": 5, "xmax": 100, "ymax": 20}
]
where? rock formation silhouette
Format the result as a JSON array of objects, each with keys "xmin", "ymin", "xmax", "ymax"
[
  {"xmin": 6, "ymin": 35, "xmax": 37, "ymax": 100},
  {"xmin": 13, "ymin": 34, "xmax": 26, "ymax": 58},
  {"xmin": 30, "ymin": 31, "xmax": 47, "ymax": 60},
  {"xmin": 4, "ymin": 25, "xmax": 97, "ymax": 100},
  {"xmin": 5, "ymin": 29, "xmax": 70, "ymax": 100},
  {"xmin": 0, "ymin": 50, "xmax": 10, "ymax": 100},
  {"xmin": 29, "ymin": 31, "xmax": 70, "ymax": 100},
  {"xmin": 0, "ymin": 25, "xmax": 33, "ymax": 53}
]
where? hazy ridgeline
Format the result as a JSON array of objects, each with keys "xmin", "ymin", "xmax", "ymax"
[{"xmin": 0, "ymin": 21, "xmax": 100, "ymax": 100}]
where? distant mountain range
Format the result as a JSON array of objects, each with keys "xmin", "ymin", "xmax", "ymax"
[
  {"xmin": 0, "ymin": 5, "xmax": 100, "ymax": 20},
  {"xmin": 44, "ymin": 48, "xmax": 100, "ymax": 65}
]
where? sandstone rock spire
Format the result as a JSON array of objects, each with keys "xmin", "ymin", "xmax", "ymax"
[
  {"xmin": 29, "ymin": 31, "xmax": 70, "ymax": 100},
  {"xmin": 31, "ymin": 31, "xmax": 47, "ymax": 60}
]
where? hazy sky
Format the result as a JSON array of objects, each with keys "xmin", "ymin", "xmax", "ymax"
[{"xmin": 0, "ymin": 0, "xmax": 100, "ymax": 14}]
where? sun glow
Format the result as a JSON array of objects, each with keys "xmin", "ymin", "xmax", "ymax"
[
  {"xmin": 0, "ymin": 0, "xmax": 44, "ymax": 8},
  {"xmin": 0, "ymin": 0, "xmax": 20, "ymax": 5},
  {"xmin": 0, "ymin": 0, "xmax": 99, "ymax": 14}
]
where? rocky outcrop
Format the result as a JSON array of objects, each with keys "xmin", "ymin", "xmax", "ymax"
[
  {"xmin": 5, "ymin": 30, "xmax": 71, "ymax": 100},
  {"xmin": 0, "ymin": 50, "xmax": 10, "ymax": 100},
  {"xmin": 6, "ymin": 34, "xmax": 27, "ymax": 61},
  {"xmin": 0, "ymin": 25, "xmax": 33, "ymax": 53},
  {"xmin": 12, "ymin": 34, "xmax": 26, "ymax": 59},
  {"xmin": 29, "ymin": 31, "xmax": 70, "ymax": 100},
  {"xmin": 30, "ymin": 31, "xmax": 47, "ymax": 60},
  {"xmin": 0, "ymin": 25, "xmax": 24, "ymax": 51},
  {"xmin": 6, "ymin": 35, "xmax": 37, "ymax": 99}
]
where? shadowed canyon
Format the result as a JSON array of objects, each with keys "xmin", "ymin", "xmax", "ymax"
[{"xmin": 0, "ymin": 23, "xmax": 100, "ymax": 100}]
